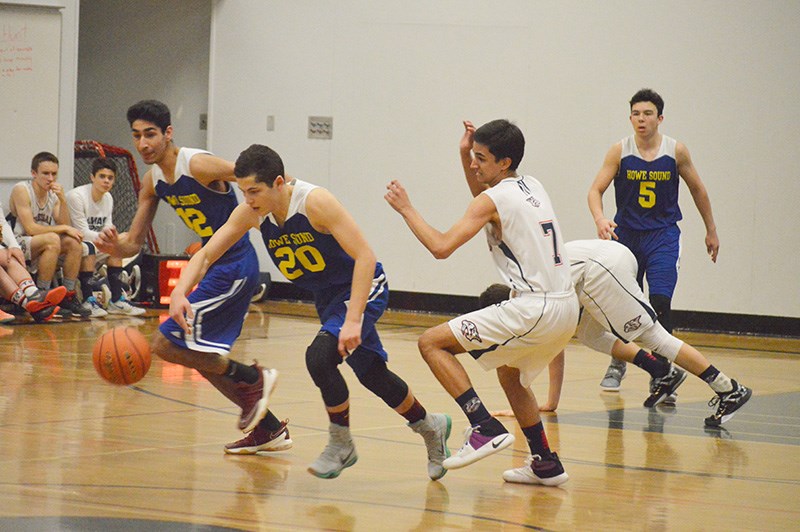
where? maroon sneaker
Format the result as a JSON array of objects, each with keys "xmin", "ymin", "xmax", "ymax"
[
  {"xmin": 236, "ymin": 363, "xmax": 278, "ymax": 433},
  {"xmin": 225, "ymin": 419, "xmax": 293, "ymax": 454}
]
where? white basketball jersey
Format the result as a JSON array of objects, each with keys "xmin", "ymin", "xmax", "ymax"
[
  {"xmin": 66, "ymin": 183, "xmax": 114, "ymax": 242},
  {"xmin": 11, "ymin": 181, "xmax": 58, "ymax": 239},
  {"xmin": 481, "ymin": 175, "xmax": 572, "ymax": 295}
]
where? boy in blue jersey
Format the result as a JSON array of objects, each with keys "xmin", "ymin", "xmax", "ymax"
[
  {"xmin": 169, "ymin": 143, "xmax": 451, "ymax": 480},
  {"xmin": 96, "ymin": 101, "xmax": 290, "ymax": 454},
  {"xmin": 588, "ymin": 89, "xmax": 720, "ymax": 391}
]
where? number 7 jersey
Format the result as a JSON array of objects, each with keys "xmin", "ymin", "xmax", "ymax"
[{"xmin": 151, "ymin": 147, "xmax": 253, "ymax": 262}]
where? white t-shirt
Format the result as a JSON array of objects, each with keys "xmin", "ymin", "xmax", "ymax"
[{"xmin": 66, "ymin": 183, "xmax": 114, "ymax": 243}]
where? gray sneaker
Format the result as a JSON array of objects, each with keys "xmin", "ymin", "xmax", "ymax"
[
  {"xmin": 600, "ymin": 358, "xmax": 627, "ymax": 391},
  {"xmin": 308, "ymin": 423, "xmax": 358, "ymax": 479},
  {"xmin": 409, "ymin": 413, "xmax": 452, "ymax": 480}
]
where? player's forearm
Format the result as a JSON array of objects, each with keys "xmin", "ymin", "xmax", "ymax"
[
  {"xmin": 400, "ymin": 208, "xmax": 451, "ymax": 259},
  {"xmin": 461, "ymin": 151, "xmax": 483, "ymax": 198},
  {"xmin": 587, "ymin": 189, "xmax": 606, "ymax": 221},
  {"xmin": 690, "ymin": 188, "xmax": 717, "ymax": 233},
  {"xmin": 344, "ymin": 255, "xmax": 377, "ymax": 326}
]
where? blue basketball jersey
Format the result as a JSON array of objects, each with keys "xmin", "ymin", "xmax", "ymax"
[
  {"xmin": 260, "ymin": 179, "xmax": 364, "ymax": 294},
  {"xmin": 151, "ymin": 148, "xmax": 252, "ymax": 263},
  {"xmin": 614, "ymin": 135, "xmax": 682, "ymax": 231}
]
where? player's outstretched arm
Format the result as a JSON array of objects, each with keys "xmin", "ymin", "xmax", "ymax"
[
  {"xmin": 384, "ymin": 179, "xmax": 494, "ymax": 259},
  {"xmin": 95, "ymin": 172, "xmax": 159, "ymax": 257},
  {"xmin": 588, "ymin": 143, "xmax": 622, "ymax": 240},
  {"xmin": 169, "ymin": 202, "xmax": 258, "ymax": 334}
]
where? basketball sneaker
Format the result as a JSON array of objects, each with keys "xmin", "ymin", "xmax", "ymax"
[
  {"xmin": 236, "ymin": 364, "xmax": 278, "ymax": 433},
  {"xmin": 107, "ymin": 296, "xmax": 145, "ymax": 316},
  {"xmin": 224, "ymin": 419, "xmax": 293, "ymax": 454},
  {"xmin": 60, "ymin": 290, "xmax": 91, "ymax": 319},
  {"xmin": 644, "ymin": 366, "xmax": 687, "ymax": 407},
  {"xmin": 0, "ymin": 308, "xmax": 14, "ymax": 324},
  {"xmin": 409, "ymin": 413, "xmax": 452, "ymax": 480},
  {"xmin": 82, "ymin": 296, "xmax": 108, "ymax": 318},
  {"xmin": 308, "ymin": 423, "xmax": 358, "ymax": 479},
  {"xmin": 600, "ymin": 358, "xmax": 626, "ymax": 391},
  {"xmin": 23, "ymin": 286, "xmax": 67, "ymax": 322},
  {"xmin": 442, "ymin": 424, "xmax": 514, "ymax": 470},
  {"xmin": 705, "ymin": 381, "xmax": 752, "ymax": 427},
  {"xmin": 502, "ymin": 452, "xmax": 569, "ymax": 487}
]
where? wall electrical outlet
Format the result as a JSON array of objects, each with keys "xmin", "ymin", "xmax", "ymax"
[{"xmin": 308, "ymin": 116, "xmax": 333, "ymax": 139}]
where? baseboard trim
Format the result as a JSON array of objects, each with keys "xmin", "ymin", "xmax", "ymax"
[{"xmin": 265, "ymin": 282, "xmax": 800, "ymax": 339}]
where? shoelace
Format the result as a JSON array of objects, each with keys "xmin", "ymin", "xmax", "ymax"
[{"xmin": 457, "ymin": 426, "xmax": 477, "ymax": 453}]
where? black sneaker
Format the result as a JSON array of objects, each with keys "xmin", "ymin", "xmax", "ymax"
[
  {"xmin": 704, "ymin": 381, "xmax": 752, "ymax": 427},
  {"xmin": 644, "ymin": 366, "xmax": 687, "ymax": 407},
  {"xmin": 61, "ymin": 290, "xmax": 91, "ymax": 319}
]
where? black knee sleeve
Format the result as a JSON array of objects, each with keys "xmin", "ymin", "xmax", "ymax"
[
  {"xmin": 354, "ymin": 349, "xmax": 409, "ymax": 409},
  {"xmin": 305, "ymin": 332, "xmax": 349, "ymax": 407},
  {"xmin": 649, "ymin": 294, "xmax": 673, "ymax": 334}
]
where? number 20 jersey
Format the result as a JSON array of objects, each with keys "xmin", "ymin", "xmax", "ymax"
[
  {"xmin": 614, "ymin": 135, "xmax": 681, "ymax": 231},
  {"xmin": 151, "ymin": 147, "xmax": 253, "ymax": 263},
  {"xmin": 259, "ymin": 179, "xmax": 362, "ymax": 294}
]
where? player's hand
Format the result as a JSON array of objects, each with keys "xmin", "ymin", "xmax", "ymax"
[
  {"xmin": 538, "ymin": 402, "xmax": 558, "ymax": 412},
  {"xmin": 384, "ymin": 180, "xmax": 412, "ymax": 214},
  {"xmin": 595, "ymin": 218, "xmax": 618, "ymax": 240},
  {"xmin": 64, "ymin": 226, "xmax": 83, "ymax": 242},
  {"xmin": 706, "ymin": 232, "xmax": 719, "ymax": 263},
  {"xmin": 460, "ymin": 120, "xmax": 475, "ymax": 153},
  {"xmin": 94, "ymin": 226, "xmax": 119, "ymax": 254},
  {"xmin": 338, "ymin": 320, "xmax": 362, "ymax": 358},
  {"xmin": 50, "ymin": 182, "xmax": 65, "ymax": 198},
  {"xmin": 9, "ymin": 247, "xmax": 25, "ymax": 265},
  {"xmin": 169, "ymin": 293, "xmax": 194, "ymax": 335}
]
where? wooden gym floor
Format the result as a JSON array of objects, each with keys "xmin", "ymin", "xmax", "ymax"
[{"xmin": 0, "ymin": 301, "xmax": 798, "ymax": 531}]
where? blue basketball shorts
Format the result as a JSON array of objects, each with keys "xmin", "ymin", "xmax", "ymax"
[
  {"xmin": 616, "ymin": 224, "xmax": 681, "ymax": 298},
  {"xmin": 314, "ymin": 270, "xmax": 389, "ymax": 378},
  {"xmin": 159, "ymin": 247, "xmax": 259, "ymax": 355}
]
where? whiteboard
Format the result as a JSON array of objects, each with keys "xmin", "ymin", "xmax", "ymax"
[{"xmin": 0, "ymin": 4, "xmax": 61, "ymax": 179}]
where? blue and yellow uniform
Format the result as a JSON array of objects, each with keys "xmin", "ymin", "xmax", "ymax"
[
  {"xmin": 260, "ymin": 179, "xmax": 388, "ymax": 376},
  {"xmin": 613, "ymin": 135, "xmax": 681, "ymax": 298},
  {"xmin": 156, "ymin": 148, "xmax": 259, "ymax": 354}
]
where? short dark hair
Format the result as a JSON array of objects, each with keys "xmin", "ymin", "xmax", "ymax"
[
  {"xmin": 234, "ymin": 144, "xmax": 285, "ymax": 186},
  {"xmin": 91, "ymin": 157, "xmax": 117, "ymax": 176},
  {"xmin": 127, "ymin": 99, "xmax": 171, "ymax": 132},
  {"xmin": 630, "ymin": 88, "xmax": 664, "ymax": 116},
  {"xmin": 31, "ymin": 151, "xmax": 58, "ymax": 171},
  {"xmin": 473, "ymin": 119, "xmax": 525, "ymax": 171},
  {"xmin": 478, "ymin": 283, "xmax": 511, "ymax": 308}
]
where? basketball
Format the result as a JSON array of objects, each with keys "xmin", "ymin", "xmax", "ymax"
[
  {"xmin": 185, "ymin": 241, "xmax": 202, "ymax": 256},
  {"xmin": 92, "ymin": 326, "xmax": 151, "ymax": 385}
]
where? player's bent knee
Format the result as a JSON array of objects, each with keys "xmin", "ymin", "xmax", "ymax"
[
  {"xmin": 355, "ymin": 354, "xmax": 408, "ymax": 409},
  {"xmin": 635, "ymin": 323, "xmax": 682, "ymax": 362},
  {"xmin": 305, "ymin": 332, "xmax": 349, "ymax": 407}
]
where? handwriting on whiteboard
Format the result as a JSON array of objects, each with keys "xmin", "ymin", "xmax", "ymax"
[{"xmin": 1, "ymin": 23, "xmax": 34, "ymax": 78}]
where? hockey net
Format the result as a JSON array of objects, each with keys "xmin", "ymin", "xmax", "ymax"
[{"xmin": 73, "ymin": 140, "xmax": 159, "ymax": 253}]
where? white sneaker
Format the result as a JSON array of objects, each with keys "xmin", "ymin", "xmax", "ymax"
[
  {"xmin": 442, "ymin": 425, "xmax": 514, "ymax": 470},
  {"xmin": 107, "ymin": 296, "xmax": 145, "ymax": 316},
  {"xmin": 83, "ymin": 296, "xmax": 108, "ymax": 318},
  {"xmin": 502, "ymin": 453, "xmax": 569, "ymax": 486}
]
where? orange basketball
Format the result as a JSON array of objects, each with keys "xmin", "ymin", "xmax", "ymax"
[{"xmin": 92, "ymin": 326, "xmax": 151, "ymax": 385}]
